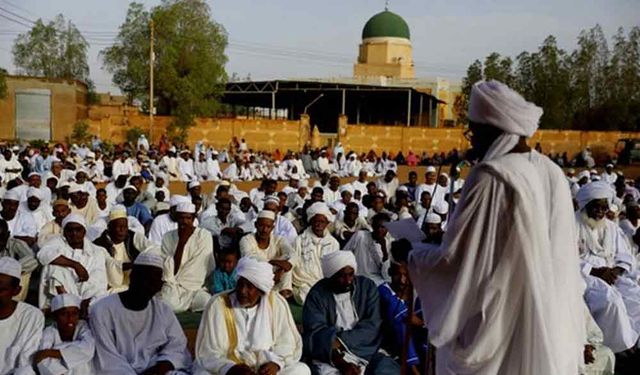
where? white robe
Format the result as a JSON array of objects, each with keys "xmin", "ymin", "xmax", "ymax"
[
  {"xmin": 344, "ymin": 230, "xmax": 393, "ymax": 286},
  {"xmin": 4, "ymin": 209, "xmax": 37, "ymax": 238},
  {"xmin": 240, "ymin": 233, "xmax": 295, "ymax": 291},
  {"xmin": 577, "ymin": 214, "xmax": 640, "ymax": 352},
  {"xmin": 0, "ymin": 302, "xmax": 44, "ymax": 375},
  {"xmin": 194, "ymin": 291, "xmax": 309, "ymax": 375},
  {"xmin": 90, "ymin": 295, "xmax": 192, "ymax": 374},
  {"xmin": 37, "ymin": 321, "xmax": 95, "ymax": 375},
  {"xmin": 409, "ymin": 151, "xmax": 586, "ymax": 375},
  {"xmin": 158, "ymin": 228, "xmax": 215, "ymax": 312},
  {"xmin": 37, "ymin": 238, "xmax": 108, "ymax": 309},
  {"xmin": 582, "ymin": 308, "xmax": 615, "ymax": 375},
  {"xmin": 177, "ymin": 158, "xmax": 195, "ymax": 181},
  {"xmin": 148, "ymin": 213, "xmax": 177, "ymax": 246},
  {"xmin": 291, "ymin": 229, "xmax": 340, "ymax": 304}
]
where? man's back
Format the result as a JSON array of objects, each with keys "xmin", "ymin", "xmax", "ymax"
[{"xmin": 410, "ymin": 150, "xmax": 585, "ymax": 375}]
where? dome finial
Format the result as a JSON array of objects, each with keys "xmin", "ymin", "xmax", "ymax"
[{"xmin": 385, "ymin": 0, "xmax": 389, "ymax": 11}]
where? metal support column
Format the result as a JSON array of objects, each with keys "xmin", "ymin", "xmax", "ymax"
[
  {"xmin": 418, "ymin": 95, "xmax": 423, "ymax": 127},
  {"xmin": 341, "ymin": 89, "xmax": 346, "ymax": 115},
  {"xmin": 271, "ymin": 91, "xmax": 276, "ymax": 119},
  {"xmin": 406, "ymin": 90, "xmax": 412, "ymax": 127}
]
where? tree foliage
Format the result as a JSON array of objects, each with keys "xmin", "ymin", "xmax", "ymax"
[
  {"xmin": 0, "ymin": 68, "xmax": 7, "ymax": 99},
  {"xmin": 12, "ymin": 15, "xmax": 90, "ymax": 81},
  {"xmin": 101, "ymin": 0, "xmax": 228, "ymax": 139},
  {"xmin": 456, "ymin": 25, "xmax": 640, "ymax": 131}
]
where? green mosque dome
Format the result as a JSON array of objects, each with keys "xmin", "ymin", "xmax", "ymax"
[{"xmin": 362, "ymin": 10, "xmax": 410, "ymax": 40}]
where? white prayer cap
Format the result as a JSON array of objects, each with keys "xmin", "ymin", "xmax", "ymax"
[
  {"xmin": 68, "ymin": 184, "xmax": 86, "ymax": 194},
  {"xmin": 257, "ymin": 210, "xmax": 276, "ymax": 221},
  {"xmin": 426, "ymin": 166, "xmax": 436, "ymax": 173},
  {"xmin": 433, "ymin": 201, "xmax": 449, "ymax": 215},
  {"xmin": 469, "ymin": 80, "xmax": 542, "ymax": 137},
  {"xmin": 0, "ymin": 257, "xmax": 21, "ymax": 279},
  {"xmin": 425, "ymin": 213, "xmax": 442, "ymax": 224},
  {"xmin": 169, "ymin": 146, "xmax": 177, "ymax": 153},
  {"xmin": 606, "ymin": 163, "xmax": 614, "ymax": 168},
  {"xmin": 156, "ymin": 172, "xmax": 168, "ymax": 181},
  {"xmin": 188, "ymin": 180, "xmax": 200, "ymax": 189},
  {"xmin": 219, "ymin": 180, "xmax": 231, "ymax": 187},
  {"xmin": 589, "ymin": 169, "xmax": 598, "ymax": 175},
  {"xmin": 109, "ymin": 205, "xmax": 128, "ymax": 221},
  {"xmin": 86, "ymin": 151, "xmax": 95, "ymax": 159},
  {"xmin": 262, "ymin": 196, "xmax": 280, "ymax": 205},
  {"xmin": 176, "ymin": 202, "xmax": 196, "ymax": 214},
  {"xmin": 26, "ymin": 187, "xmax": 42, "ymax": 200},
  {"xmin": 567, "ymin": 168, "xmax": 576, "ymax": 174},
  {"xmin": 169, "ymin": 195, "xmax": 190, "ymax": 207},
  {"xmin": 576, "ymin": 181, "xmax": 615, "ymax": 210},
  {"xmin": 155, "ymin": 202, "xmax": 170, "ymax": 212},
  {"xmin": 339, "ymin": 185, "xmax": 353, "ymax": 194},
  {"xmin": 51, "ymin": 293, "xmax": 81, "ymax": 312},
  {"xmin": 134, "ymin": 252, "xmax": 164, "ymax": 269},
  {"xmin": 235, "ymin": 257, "xmax": 274, "ymax": 293},
  {"xmin": 321, "ymin": 250, "xmax": 357, "ymax": 279},
  {"xmin": 609, "ymin": 204, "xmax": 620, "ymax": 214},
  {"xmin": 123, "ymin": 184, "xmax": 138, "ymax": 192},
  {"xmin": 28, "ymin": 171, "xmax": 41, "ymax": 178},
  {"xmin": 290, "ymin": 174, "xmax": 300, "ymax": 180},
  {"xmin": 577, "ymin": 171, "xmax": 590, "ymax": 180},
  {"xmin": 396, "ymin": 185, "xmax": 409, "ymax": 193},
  {"xmin": 62, "ymin": 214, "xmax": 86, "ymax": 229},
  {"xmin": 306, "ymin": 202, "xmax": 334, "ymax": 222},
  {"xmin": 52, "ymin": 199, "xmax": 69, "ymax": 207},
  {"xmin": 3, "ymin": 189, "xmax": 20, "ymax": 202}
]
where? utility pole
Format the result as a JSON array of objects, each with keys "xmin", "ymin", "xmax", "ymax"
[{"xmin": 149, "ymin": 19, "xmax": 154, "ymax": 141}]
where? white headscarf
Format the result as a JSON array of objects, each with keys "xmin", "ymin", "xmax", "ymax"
[
  {"xmin": 469, "ymin": 80, "xmax": 543, "ymax": 161},
  {"xmin": 234, "ymin": 257, "xmax": 275, "ymax": 351},
  {"xmin": 576, "ymin": 181, "xmax": 615, "ymax": 211},
  {"xmin": 321, "ymin": 250, "xmax": 357, "ymax": 279},
  {"xmin": 306, "ymin": 202, "xmax": 334, "ymax": 222}
]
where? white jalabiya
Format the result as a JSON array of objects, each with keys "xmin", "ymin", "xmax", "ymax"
[
  {"xmin": 582, "ymin": 307, "xmax": 615, "ymax": 375},
  {"xmin": 103, "ymin": 234, "xmax": 156, "ymax": 293},
  {"xmin": 4, "ymin": 209, "xmax": 37, "ymax": 238},
  {"xmin": 20, "ymin": 204, "xmax": 53, "ymax": 233},
  {"xmin": 37, "ymin": 220, "xmax": 62, "ymax": 249},
  {"xmin": 158, "ymin": 228, "xmax": 215, "ymax": 312},
  {"xmin": 70, "ymin": 198, "xmax": 100, "ymax": 226},
  {"xmin": 249, "ymin": 214, "xmax": 298, "ymax": 245},
  {"xmin": 90, "ymin": 295, "xmax": 192, "ymax": 374},
  {"xmin": 343, "ymin": 230, "xmax": 393, "ymax": 286},
  {"xmin": 0, "ymin": 302, "xmax": 44, "ymax": 375},
  {"xmin": 409, "ymin": 151, "xmax": 586, "ymax": 375},
  {"xmin": 239, "ymin": 233, "xmax": 295, "ymax": 291},
  {"xmin": 177, "ymin": 158, "xmax": 195, "ymax": 181},
  {"xmin": 37, "ymin": 320, "xmax": 95, "ymax": 375},
  {"xmin": 194, "ymin": 291, "xmax": 309, "ymax": 375},
  {"xmin": 332, "ymin": 217, "xmax": 372, "ymax": 241},
  {"xmin": 37, "ymin": 237, "xmax": 108, "ymax": 309},
  {"xmin": 148, "ymin": 213, "xmax": 177, "ymax": 245},
  {"xmin": 577, "ymin": 213, "xmax": 640, "ymax": 352},
  {"xmin": 291, "ymin": 228, "xmax": 340, "ymax": 304}
]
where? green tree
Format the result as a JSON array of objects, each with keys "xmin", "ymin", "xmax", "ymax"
[
  {"xmin": 454, "ymin": 59, "xmax": 482, "ymax": 125},
  {"xmin": 483, "ymin": 52, "xmax": 514, "ymax": 85},
  {"xmin": 0, "ymin": 68, "xmax": 7, "ymax": 99},
  {"xmin": 12, "ymin": 15, "xmax": 89, "ymax": 81},
  {"xmin": 102, "ymin": 0, "xmax": 228, "ymax": 140}
]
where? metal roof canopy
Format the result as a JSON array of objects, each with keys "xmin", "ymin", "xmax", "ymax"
[{"xmin": 222, "ymin": 79, "xmax": 444, "ymax": 133}]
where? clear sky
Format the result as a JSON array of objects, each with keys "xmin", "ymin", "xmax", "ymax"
[{"xmin": 0, "ymin": 0, "xmax": 638, "ymax": 94}]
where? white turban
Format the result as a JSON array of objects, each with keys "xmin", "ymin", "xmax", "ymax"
[
  {"xmin": 170, "ymin": 195, "xmax": 190, "ymax": 207},
  {"xmin": 188, "ymin": 180, "xmax": 200, "ymax": 189},
  {"xmin": 426, "ymin": 213, "xmax": 443, "ymax": 224},
  {"xmin": 51, "ymin": 293, "xmax": 81, "ymax": 312},
  {"xmin": 26, "ymin": 187, "xmax": 42, "ymax": 200},
  {"xmin": 307, "ymin": 202, "xmax": 334, "ymax": 222},
  {"xmin": 469, "ymin": 80, "xmax": 543, "ymax": 161},
  {"xmin": 134, "ymin": 252, "xmax": 164, "ymax": 269},
  {"xmin": 109, "ymin": 205, "xmax": 128, "ymax": 221},
  {"xmin": 176, "ymin": 202, "xmax": 196, "ymax": 214},
  {"xmin": 321, "ymin": 250, "xmax": 357, "ymax": 279},
  {"xmin": 68, "ymin": 184, "xmax": 86, "ymax": 194},
  {"xmin": 3, "ymin": 189, "xmax": 20, "ymax": 202},
  {"xmin": 62, "ymin": 214, "xmax": 86, "ymax": 229},
  {"xmin": 433, "ymin": 201, "xmax": 449, "ymax": 215},
  {"xmin": 339, "ymin": 185, "xmax": 354, "ymax": 194},
  {"xmin": 257, "ymin": 210, "xmax": 276, "ymax": 221},
  {"xmin": 235, "ymin": 257, "xmax": 274, "ymax": 293},
  {"xmin": 577, "ymin": 171, "xmax": 590, "ymax": 181},
  {"xmin": 0, "ymin": 257, "xmax": 21, "ymax": 279},
  {"xmin": 576, "ymin": 181, "xmax": 615, "ymax": 211}
]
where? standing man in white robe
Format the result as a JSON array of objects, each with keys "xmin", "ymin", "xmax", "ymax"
[
  {"xmin": 90, "ymin": 253, "xmax": 192, "ymax": 374},
  {"xmin": 195, "ymin": 257, "xmax": 310, "ymax": 375},
  {"xmin": 0, "ymin": 257, "xmax": 44, "ymax": 375},
  {"xmin": 576, "ymin": 182, "xmax": 640, "ymax": 353},
  {"xmin": 409, "ymin": 81, "xmax": 586, "ymax": 375},
  {"xmin": 158, "ymin": 202, "xmax": 215, "ymax": 313},
  {"xmin": 291, "ymin": 202, "xmax": 340, "ymax": 304}
]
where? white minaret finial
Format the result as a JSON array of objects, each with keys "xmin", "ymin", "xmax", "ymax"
[{"xmin": 385, "ymin": 0, "xmax": 389, "ymax": 10}]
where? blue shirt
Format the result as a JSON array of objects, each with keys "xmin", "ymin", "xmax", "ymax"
[
  {"xmin": 126, "ymin": 202, "xmax": 153, "ymax": 225},
  {"xmin": 208, "ymin": 268, "xmax": 237, "ymax": 294}
]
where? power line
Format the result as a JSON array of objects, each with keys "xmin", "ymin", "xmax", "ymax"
[
  {"xmin": 0, "ymin": 12, "xmax": 30, "ymax": 28},
  {"xmin": 0, "ymin": 6, "xmax": 34, "ymax": 25}
]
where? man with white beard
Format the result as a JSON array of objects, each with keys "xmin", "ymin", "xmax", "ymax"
[
  {"xmin": 409, "ymin": 81, "xmax": 586, "ymax": 375},
  {"xmin": 576, "ymin": 181, "xmax": 640, "ymax": 353}
]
